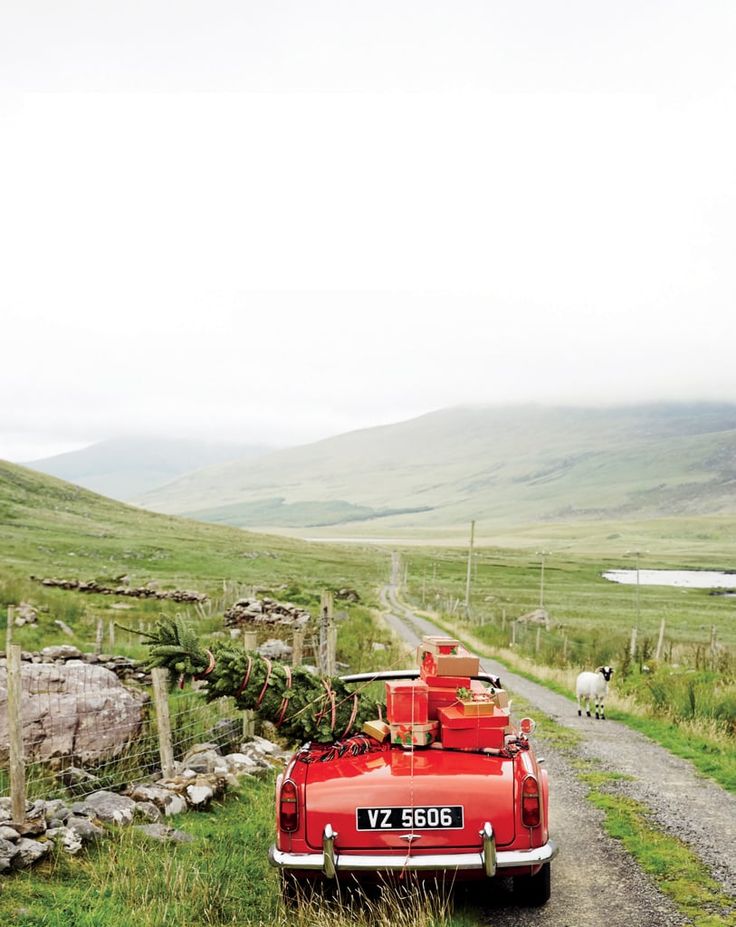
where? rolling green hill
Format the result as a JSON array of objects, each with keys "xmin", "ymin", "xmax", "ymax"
[
  {"xmin": 0, "ymin": 459, "xmax": 386, "ymax": 598},
  {"xmin": 26, "ymin": 437, "xmax": 270, "ymax": 501},
  {"xmin": 137, "ymin": 403, "xmax": 736, "ymax": 536}
]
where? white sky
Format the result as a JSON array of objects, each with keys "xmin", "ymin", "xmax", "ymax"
[{"xmin": 1, "ymin": 2, "xmax": 735, "ymax": 460}]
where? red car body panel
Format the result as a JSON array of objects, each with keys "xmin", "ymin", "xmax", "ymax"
[{"xmin": 275, "ymin": 740, "xmax": 551, "ymax": 879}]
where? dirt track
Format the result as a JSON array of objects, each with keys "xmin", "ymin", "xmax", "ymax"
[{"xmin": 380, "ymin": 575, "xmax": 735, "ymax": 925}]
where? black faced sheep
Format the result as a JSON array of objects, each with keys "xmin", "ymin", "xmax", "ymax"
[{"xmin": 575, "ymin": 666, "xmax": 614, "ymax": 719}]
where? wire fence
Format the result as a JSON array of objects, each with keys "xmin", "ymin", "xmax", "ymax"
[
  {"xmin": 0, "ymin": 610, "xmax": 328, "ymax": 813},
  {"xmin": 467, "ymin": 609, "xmax": 734, "ymax": 675},
  {"xmin": 0, "ymin": 654, "xmax": 246, "ymax": 804}
]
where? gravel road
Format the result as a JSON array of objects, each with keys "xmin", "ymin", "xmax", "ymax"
[{"xmin": 380, "ymin": 575, "xmax": 735, "ymax": 925}]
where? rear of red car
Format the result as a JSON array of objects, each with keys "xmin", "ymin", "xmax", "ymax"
[{"xmin": 270, "ymin": 739, "xmax": 555, "ymax": 904}]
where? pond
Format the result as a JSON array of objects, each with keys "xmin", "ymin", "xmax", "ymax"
[{"xmin": 602, "ymin": 569, "xmax": 736, "ymax": 589}]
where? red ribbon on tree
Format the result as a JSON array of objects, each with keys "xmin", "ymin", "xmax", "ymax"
[
  {"xmin": 236, "ymin": 656, "xmax": 253, "ymax": 696},
  {"xmin": 256, "ymin": 658, "xmax": 273, "ymax": 708},
  {"xmin": 195, "ymin": 649, "xmax": 216, "ymax": 680},
  {"xmin": 276, "ymin": 665, "xmax": 293, "ymax": 728},
  {"xmin": 315, "ymin": 679, "xmax": 337, "ymax": 731},
  {"xmin": 341, "ymin": 693, "xmax": 360, "ymax": 739}
]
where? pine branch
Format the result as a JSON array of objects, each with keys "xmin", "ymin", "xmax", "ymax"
[{"xmin": 144, "ymin": 618, "xmax": 382, "ymax": 744}]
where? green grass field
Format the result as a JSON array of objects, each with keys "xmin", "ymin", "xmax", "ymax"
[{"xmin": 2, "ymin": 458, "xmax": 736, "ymax": 922}]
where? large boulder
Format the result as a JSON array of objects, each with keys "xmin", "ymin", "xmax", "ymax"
[{"xmin": 0, "ymin": 660, "xmax": 148, "ymax": 764}]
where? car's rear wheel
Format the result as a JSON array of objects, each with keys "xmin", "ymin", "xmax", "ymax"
[{"xmin": 513, "ymin": 862, "xmax": 551, "ymax": 906}]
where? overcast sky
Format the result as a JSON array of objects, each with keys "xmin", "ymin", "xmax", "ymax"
[{"xmin": 1, "ymin": 2, "xmax": 735, "ymax": 461}]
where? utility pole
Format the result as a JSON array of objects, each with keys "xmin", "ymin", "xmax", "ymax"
[
  {"xmin": 464, "ymin": 520, "xmax": 476, "ymax": 616},
  {"xmin": 537, "ymin": 550, "xmax": 550, "ymax": 609},
  {"xmin": 635, "ymin": 552, "xmax": 641, "ymax": 626},
  {"xmin": 626, "ymin": 549, "xmax": 645, "ymax": 627}
]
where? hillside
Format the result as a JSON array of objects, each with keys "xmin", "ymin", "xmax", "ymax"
[
  {"xmin": 0, "ymin": 460, "xmax": 385, "ymax": 596},
  {"xmin": 25, "ymin": 437, "xmax": 270, "ymax": 501},
  {"xmin": 137, "ymin": 403, "xmax": 736, "ymax": 535}
]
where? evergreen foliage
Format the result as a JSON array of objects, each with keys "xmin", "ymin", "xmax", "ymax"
[{"xmin": 145, "ymin": 617, "xmax": 383, "ymax": 743}]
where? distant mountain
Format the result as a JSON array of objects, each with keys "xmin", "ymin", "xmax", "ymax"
[
  {"xmin": 26, "ymin": 437, "xmax": 271, "ymax": 501},
  {"xmin": 137, "ymin": 403, "xmax": 736, "ymax": 533}
]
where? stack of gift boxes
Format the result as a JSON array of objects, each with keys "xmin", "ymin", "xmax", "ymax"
[{"xmin": 374, "ymin": 636, "xmax": 512, "ymax": 750}]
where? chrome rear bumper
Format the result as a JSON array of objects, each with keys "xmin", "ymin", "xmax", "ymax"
[{"xmin": 269, "ymin": 823, "xmax": 557, "ymax": 878}]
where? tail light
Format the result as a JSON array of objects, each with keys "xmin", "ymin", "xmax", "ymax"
[
  {"xmin": 279, "ymin": 779, "xmax": 299, "ymax": 833},
  {"xmin": 521, "ymin": 776, "xmax": 541, "ymax": 827}
]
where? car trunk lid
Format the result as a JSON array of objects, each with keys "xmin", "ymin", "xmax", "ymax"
[{"xmin": 304, "ymin": 746, "xmax": 515, "ymax": 851}]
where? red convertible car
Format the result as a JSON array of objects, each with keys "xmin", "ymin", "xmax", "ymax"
[{"xmin": 269, "ymin": 667, "xmax": 556, "ymax": 905}]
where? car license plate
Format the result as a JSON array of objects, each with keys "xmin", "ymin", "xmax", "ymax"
[{"xmin": 356, "ymin": 805, "xmax": 464, "ymax": 830}]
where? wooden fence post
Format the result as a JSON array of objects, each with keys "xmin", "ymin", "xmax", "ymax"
[
  {"xmin": 655, "ymin": 618, "xmax": 666, "ymax": 661},
  {"xmin": 535, "ymin": 626, "xmax": 541, "ymax": 654},
  {"xmin": 151, "ymin": 668, "xmax": 175, "ymax": 780},
  {"xmin": 6, "ymin": 604, "xmax": 13, "ymax": 652},
  {"xmin": 292, "ymin": 628, "xmax": 304, "ymax": 667},
  {"xmin": 511, "ymin": 622, "xmax": 517, "ymax": 647},
  {"xmin": 108, "ymin": 620, "xmax": 116, "ymax": 651},
  {"xmin": 242, "ymin": 710, "xmax": 256, "ymax": 739},
  {"xmin": 95, "ymin": 618, "xmax": 104, "ymax": 654},
  {"xmin": 319, "ymin": 591, "xmax": 334, "ymax": 674},
  {"xmin": 242, "ymin": 631, "xmax": 258, "ymax": 737},
  {"xmin": 328, "ymin": 626, "xmax": 338, "ymax": 676},
  {"xmin": 629, "ymin": 627, "xmax": 638, "ymax": 659},
  {"xmin": 7, "ymin": 641, "xmax": 26, "ymax": 826}
]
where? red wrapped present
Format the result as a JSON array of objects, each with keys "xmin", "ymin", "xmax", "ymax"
[
  {"xmin": 427, "ymin": 685, "xmax": 459, "ymax": 720},
  {"xmin": 385, "ymin": 679, "xmax": 429, "ymax": 724},
  {"xmin": 437, "ymin": 704, "xmax": 510, "ymax": 751}
]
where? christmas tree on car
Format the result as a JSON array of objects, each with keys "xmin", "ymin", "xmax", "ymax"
[{"xmin": 143, "ymin": 616, "xmax": 382, "ymax": 744}]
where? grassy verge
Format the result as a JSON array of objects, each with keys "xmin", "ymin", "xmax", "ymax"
[
  {"xmin": 506, "ymin": 658, "xmax": 736, "ymax": 794},
  {"xmin": 587, "ymin": 785, "xmax": 736, "ymax": 927},
  {"xmin": 0, "ymin": 778, "xmax": 278, "ymax": 926}
]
